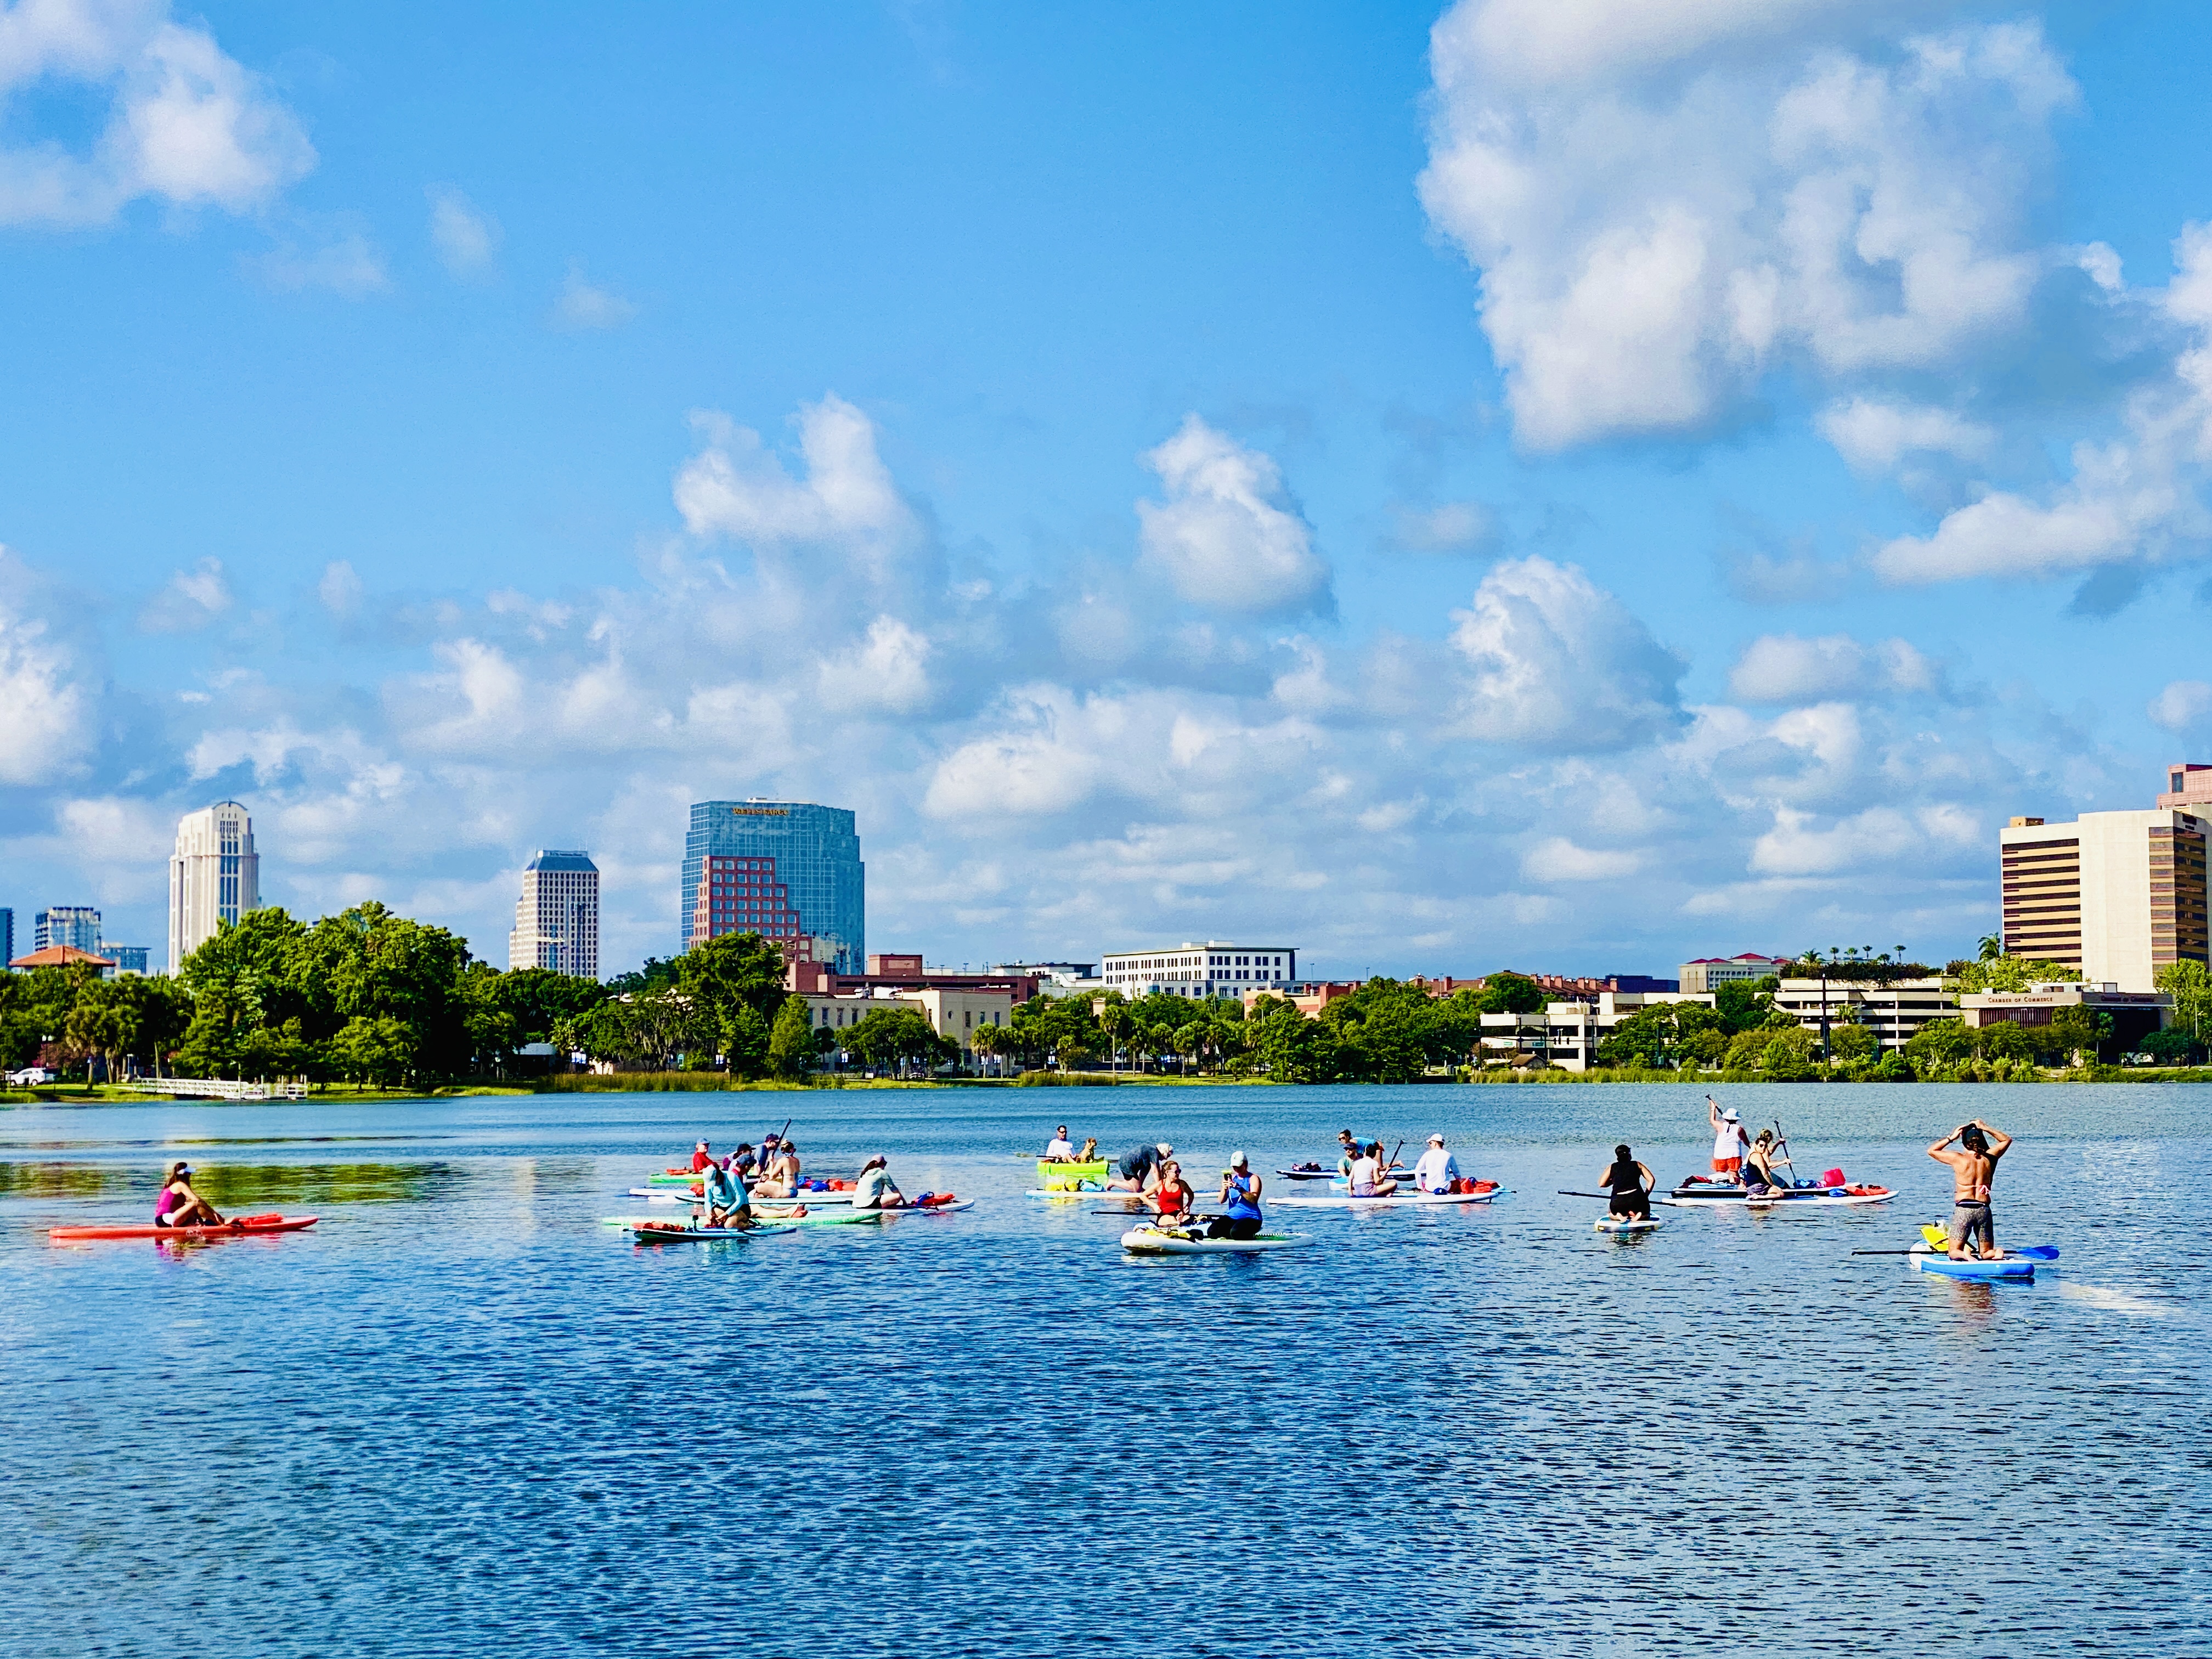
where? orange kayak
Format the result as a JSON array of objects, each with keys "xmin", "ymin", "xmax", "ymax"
[{"xmin": 50, "ymin": 1213, "xmax": 319, "ymax": 1242}]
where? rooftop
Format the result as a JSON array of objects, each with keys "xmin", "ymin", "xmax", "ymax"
[{"xmin": 525, "ymin": 850, "xmax": 598, "ymax": 873}]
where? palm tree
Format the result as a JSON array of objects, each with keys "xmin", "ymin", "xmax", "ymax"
[{"xmin": 1978, "ymin": 934, "xmax": 2002, "ymax": 962}]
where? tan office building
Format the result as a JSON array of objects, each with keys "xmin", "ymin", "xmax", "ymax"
[{"xmin": 1999, "ymin": 801, "xmax": 2209, "ymax": 991}]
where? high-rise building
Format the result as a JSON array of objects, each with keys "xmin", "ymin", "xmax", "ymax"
[
  {"xmin": 682, "ymin": 801, "xmax": 864, "ymax": 972},
  {"xmin": 36, "ymin": 906, "xmax": 101, "ymax": 955},
  {"xmin": 0, "ymin": 909, "xmax": 12, "ymax": 970},
  {"xmin": 107, "ymin": 945, "xmax": 150, "ymax": 975},
  {"xmin": 170, "ymin": 802, "xmax": 259, "ymax": 971},
  {"xmin": 2000, "ymin": 798, "xmax": 2209, "ymax": 991},
  {"xmin": 509, "ymin": 850, "xmax": 600, "ymax": 978}
]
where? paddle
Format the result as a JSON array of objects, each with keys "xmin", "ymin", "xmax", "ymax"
[
  {"xmin": 1851, "ymin": 1245, "xmax": 2058, "ymax": 1259},
  {"xmin": 1559, "ymin": 1189, "xmax": 1680, "ymax": 1210}
]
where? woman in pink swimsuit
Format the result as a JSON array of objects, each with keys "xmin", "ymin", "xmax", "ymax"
[{"xmin": 154, "ymin": 1163, "xmax": 224, "ymax": 1228}]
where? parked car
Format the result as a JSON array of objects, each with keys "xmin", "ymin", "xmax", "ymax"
[{"xmin": 6, "ymin": 1066, "xmax": 59, "ymax": 1086}]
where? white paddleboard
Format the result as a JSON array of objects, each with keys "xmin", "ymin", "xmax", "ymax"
[
  {"xmin": 1594, "ymin": 1217, "xmax": 1662, "ymax": 1234},
  {"xmin": 1120, "ymin": 1227, "xmax": 1311, "ymax": 1255},
  {"xmin": 1276, "ymin": 1188, "xmax": 1505, "ymax": 1209}
]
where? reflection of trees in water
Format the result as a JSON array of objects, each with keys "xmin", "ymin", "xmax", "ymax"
[{"xmin": 0, "ymin": 1161, "xmax": 466, "ymax": 1204}]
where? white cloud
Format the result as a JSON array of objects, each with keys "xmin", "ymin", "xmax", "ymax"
[
  {"xmin": 1728, "ymin": 633, "xmax": 1937, "ymax": 704},
  {"xmin": 674, "ymin": 394, "xmax": 915, "ymax": 564},
  {"xmin": 253, "ymin": 219, "xmax": 388, "ymax": 298},
  {"xmin": 139, "ymin": 557, "xmax": 232, "ymax": 633},
  {"xmin": 428, "ymin": 185, "xmax": 500, "ymax": 277},
  {"xmin": 318, "ymin": 560, "xmax": 363, "ymax": 617},
  {"xmin": 0, "ymin": 1, "xmax": 313, "ymax": 226},
  {"xmin": 1419, "ymin": 6, "xmax": 2071, "ymax": 447},
  {"xmin": 1523, "ymin": 836, "xmax": 1642, "ymax": 882},
  {"xmin": 1448, "ymin": 556, "xmax": 1684, "ymax": 746},
  {"xmin": 1386, "ymin": 499, "xmax": 1496, "ymax": 553},
  {"xmin": 552, "ymin": 261, "xmax": 635, "ymax": 329},
  {"xmin": 1135, "ymin": 416, "xmax": 1330, "ymax": 614},
  {"xmin": 0, "ymin": 562, "xmax": 95, "ymax": 782},
  {"xmin": 2148, "ymin": 680, "xmax": 2212, "ymax": 734},
  {"xmin": 818, "ymin": 616, "xmax": 933, "ymax": 714},
  {"xmin": 1816, "ymin": 398, "xmax": 1992, "ymax": 472},
  {"xmin": 923, "ymin": 687, "xmax": 1116, "ymax": 819},
  {"xmin": 1750, "ymin": 802, "xmax": 1979, "ymax": 876}
]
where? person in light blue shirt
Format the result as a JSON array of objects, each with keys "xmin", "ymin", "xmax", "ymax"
[
  {"xmin": 1210, "ymin": 1151, "xmax": 1264, "ymax": 1240},
  {"xmin": 701, "ymin": 1158, "xmax": 753, "ymax": 1229}
]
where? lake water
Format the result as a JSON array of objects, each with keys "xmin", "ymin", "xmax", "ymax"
[{"xmin": 2, "ymin": 1082, "xmax": 2206, "ymax": 1657}]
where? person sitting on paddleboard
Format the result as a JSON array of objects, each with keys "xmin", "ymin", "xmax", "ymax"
[
  {"xmin": 1108, "ymin": 1142, "xmax": 1172, "ymax": 1193},
  {"xmin": 754, "ymin": 1139, "xmax": 802, "ymax": 1199},
  {"xmin": 1152, "ymin": 1160, "xmax": 1196, "ymax": 1224},
  {"xmin": 1210, "ymin": 1152, "xmax": 1263, "ymax": 1240},
  {"xmin": 1346, "ymin": 1141, "xmax": 1398, "ymax": 1198},
  {"xmin": 1929, "ymin": 1119, "xmax": 2012, "ymax": 1261},
  {"xmin": 154, "ymin": 1162, "xmax": 224, "ymax": 1228},
  {"xmin": 1601, "ymin": 1144, "xmax": 1655, "ymax": 1222},
  {"xmin": 701, "ymin": 1157, "xmax": 753, "ymax": 1229},
  {"xmin": 689, "ymin": 1139, "xmax": 713, "ymax": 1173},
  {"xmin": 1335, "ymin": 1129, "xmax": 1367, "ymax": 1178},
  {"xmin": 1744, "ymin": 1129, "xmax": 1790, "ymax": 1194},
  {"xmin": 1413, "ymin": 1133, "xmax": 1459, "ymax": 1194},
  {"xmin": 853, "ymin": 1155, "xmax": 909, "ymax": 1210},
  {"xmin": 729, "ymin": 1142, "xmax": 760, "ymax": 1180},
  {"xmin": 1708, "ymin": 1099, "xmax": 1748, "ymax": 1183},
  {"xmin": 1043, "ymin": 1125, "xmax": 1079, "ymax": 1161}
]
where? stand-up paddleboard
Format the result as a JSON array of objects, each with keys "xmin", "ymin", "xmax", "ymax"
[
  {"xmin": 1909, "ymin": 1246, "xmax": 2034, "ymax": 1280},
  {"xmin": 627, "ymin": 1222, "xmax": 797, "ymax": 1242},
  {"xmin": 626, "ymin": 1189, "xmax": 689, "ymax": 1202},
  {"xmin": 50, "ymin": 1214, "xmax": 318, "ymax": 1242},
  {"xmin": 1276, "ymin": 1187, "xmax": 1505, "ymax": 1209},
  {"xmin": 873, "ymin": 1199, "xmax": 975, "ymax": 1216},
  {"xmin": 1120, "ymin": 1226, "xmax": 1310, "ymax": 1255},
  {"xmin": 746, "ymin": 1207, "xmax": 885, "ymax": 1227},
  {"xmin": 1594, "ymin": 1216, "xmax": 1662, "ymax": 1235},
  {"xmin": 1276, "ymin": 1167, "xmax": 1339, "ymax": 1181},
  {"xmin": 1668, "ymin": 1185, "xmax": 1893, "ymax": 1209},
  {"xmin": 1026, "ymin": 1186, "xmax": 1128, "ymax": 1201}
]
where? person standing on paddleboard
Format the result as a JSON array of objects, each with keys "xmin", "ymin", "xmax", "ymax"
[
  {"xmin": 1212, "ymin": 1152, "xmax": 1263, "ymax": 1240},
  {"xmin": 1600, "ymin": 1145, "xmax": 1655, "ymax": 1222},
  {"xmin": 1413, "ymin": 1134, "xmax": 1459, "ymax": 1194},
  {"xmin": 154, "ymin": 1163, "xmax": 225, "ymax": 1229},
  {"xmin": 1929, "ymin": 1119, "xmax": 2012, "ymax": 1260},
  {"xmin": 1108, "ymin": 1142, "xmax": 1172, "ymax": 1193},
  {"xmin": 1708, "ymin": 1099, "xmax": 1749, "ymax": 1183}
]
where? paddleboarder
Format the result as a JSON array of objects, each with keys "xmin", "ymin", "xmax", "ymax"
[
  {"xmin": 1708, "ymin": 1098, "xmax": 1749, "ymax": 1184},
  {"xmin": 853, "ymin": 1154, "xmax": 908, "ymax": 1210},
  {"xmin": 701, "ymin": 1157, "xmax": 754, "ymax": 1229},
  {"xmin": 688, "ymin": 1139, "xmax": 714, "ymax": 1173},
  {"xmin": 1346, "ymin": 1141, "xmax": 1398, "ymax": 1198},
  {"xmin": 1211, "ymin": 1152, "xmax": 1263, "ymax": 1240},
  {"xmin": 153, "ymin": 1162, "xmax": 225, "ymax": 1229},
  {"xmin": 1108, "ymin": 1142, "xmax": 1173, "ymax": 1193},
  {"xmin": 1412, "ymin": 1133, "xmax": 1460, "ymax": 1194},
  {"xmin": 1928, "ymin": 1118, "xmax": 2013, "ymax": 1260},
  {"xmin": 1600, "ymin": 1144, "xmax": 1655, "ymax": 1222},
  {"xmin": 754, "ymin": 1138, "xmax": 802, "ymax": 1199},
  {"xmin": 1152, "ymin": 1160, "xmax": 1196, "ymax": 1223}
]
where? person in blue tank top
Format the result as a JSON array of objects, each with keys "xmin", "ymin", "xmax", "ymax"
[{"xmin": 1210, "ymin": 1151, "xmax": 1264, "ymax": 1240}]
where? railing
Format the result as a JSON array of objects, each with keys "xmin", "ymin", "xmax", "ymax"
[{"xmin": 115, "ymin": 1077, "xmax": 309, "ymax": 1102}]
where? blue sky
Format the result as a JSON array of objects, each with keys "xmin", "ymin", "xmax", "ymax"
[{"xmin": 5, "ymin": 0, "xmax": 2212, "ymax": 979}]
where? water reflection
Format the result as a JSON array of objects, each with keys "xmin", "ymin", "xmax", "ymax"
[{"xmin": 0, "ymin": 1159, "xmax": 467, "ymax": 1206}]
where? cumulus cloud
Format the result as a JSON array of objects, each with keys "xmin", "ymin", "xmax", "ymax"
[
  {"xmin": 1750, "ymin": 802, "xmax": 1979, "ymax": 877},
  {"xmin": 428, "ymin": 185, "xmax": 500, "ymax": 277},
  {"xmin": 139, "ymin": 557, "xmax": 232, "ymax": 633},
  {"xmin": 1816, "ymin": 398, "xmax": 1993, "ymax": 472},
  {"xmin": 1449, "ymin": 556, "xmax": 1685, "ymax": 746},
  {"xmin": 1136, "ymin": 416, "xmax": 1331, "ymax": 614},
  {"xmin": 818, "ymin": 616, "xmax": 933, "ymax": 714},
  {"xmin": 252, "ymin": 218, "xmax": 388, "ymax": 298},
  {"xmin": 552, "ymin": 261, "xmax": 635, "ymax": 329},
  {"xmin": 1419, "ymin": 4, "xmax": 2072, "ymax": 447},
  {"xmin": 1728, "ymin": 633, "xmax": 1937, "ymax": 704},
  {"xmin": 0, "ymin": 562, "xmax": 96, "ymax": 782},
  {"xmin": 675, "ymin": 394, "xmax": 915, "ymax": 566},
  {"xmin": 0, "ymin": 0, "xmax": 313, "ymax": 225},
  {"xmin": 318, "ymin": 560, "xmax": 364, "ymax": 617},
  {"xmin": 1523, "ymin": 836, "xmax": 1641, "ymax": 882},
  {"xmin": 2148, "ymin": 680, "xmax": 2212, "ymax": 734}
]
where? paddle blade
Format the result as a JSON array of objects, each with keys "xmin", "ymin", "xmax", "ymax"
[{"xmin": 2011, "ymin": 1244, "xmax": 2060, "ymax": 1261}]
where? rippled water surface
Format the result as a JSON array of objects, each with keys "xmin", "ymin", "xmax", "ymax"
[{"xmin": 2, "ymin": 1083, "xmax": 2206, "ymax": 1657}]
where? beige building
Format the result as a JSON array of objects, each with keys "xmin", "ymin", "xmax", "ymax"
[
  {"xmin": 804, "ymin": 985, "xmax": 1013, "ymax": 1053},
  {"xmin": 168, "ymin": 801, "xmax": 259, "ymax": 972},
  {"xmin": 1480, "ymin": 991, "xmax": 1714, "ymax": 1072},
  {"xmin": 2000, "ymin": 802, "xmax": 2209, "ymax": 991},
  {"xmin": 1103, "ymin": 941, "xmax": 1295, "ymax": 999},
  {"xmin": 1960, "ymin": 983, "xmax": 2167, "ymax": 1052},
  {"xmin": 1771, "ymin": 978, "xmax": 1955, "ymax": 1053},
  {"xmin": 507, "ymin": 850, "xmax": 600, "ymax": 978},
  {"xmin": 1679, "ymin": 954, "xmax": 1786, "ymax": 994}
]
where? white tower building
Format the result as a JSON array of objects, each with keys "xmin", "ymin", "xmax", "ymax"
[
  {"xmin": 169, "ymin": 802, "xmax": 259, "ymax": 971},
  {"xmin": 509, "ymin": 850, "xmax": 600, "ymax": 978}
]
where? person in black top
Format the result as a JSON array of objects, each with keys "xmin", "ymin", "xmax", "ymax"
[
  {"xmin": 1108, "ymin": 1142, "xmax": 1173, "ymax": 1193},
  {"xmin": 1601, "ymin": 1144, "xmax": 1655, "ymax": 1221}
]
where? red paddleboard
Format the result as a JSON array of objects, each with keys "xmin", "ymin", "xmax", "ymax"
[{"xmin": 49, "ymin": 1213, "xmax": 319, "ymax": 1242}]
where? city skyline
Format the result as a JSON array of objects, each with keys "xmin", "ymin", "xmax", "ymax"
[{"xmin": 7, "ymin": 3, "xmax": 2212, "ymax": 981}]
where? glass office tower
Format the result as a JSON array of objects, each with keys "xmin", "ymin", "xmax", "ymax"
[{"xmin": 681, "ymin": 801, "xmax": 864, "ymax": 973}]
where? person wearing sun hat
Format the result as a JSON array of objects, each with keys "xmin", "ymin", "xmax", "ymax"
[{"xmin": 1708, "ymin": 1097, "xmax": 1750, "ymax": 1183}]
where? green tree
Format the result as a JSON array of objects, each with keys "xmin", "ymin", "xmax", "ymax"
[
  {"xmin": 1713, "ymin": 978, "xmax": 1776, "ymax": 1034},
  {"xmin": 2046, "ymin": 1005, "xmax": 2111, "ymax": 1066},
  {"xmin": 2155, "ymin": 959, "xmax": 2212, "ymax": 1042},
  {"xmin": 1829, "ymin": 1022, "xmax": 1878, "ymax": 1063},
  {"xmin": 330, "ymin": 1015, "xmax": 416, "ymax": 1086},
  {"xmin": 1904, "ymin": 1018, "xmax": 1974, "ymax": 1075},
  {"xmin": 768, "ymin": 995, "xmax": 815, "ymax": 1080},
  {"xmin": 1952, "ymin": 954, "xmax": 2081, "ymax": 994},
  {"xmin": 1759, "ymin": 1027, "xmax": 1818, "ymax": 1080},
  {"xmin": 1477, "ymin": 972, "xmax": 1545, "ymax": 1014},
  {"xmin": 2136, "ymin": 1025, "xmax": 2200, "ymax": 1065}
]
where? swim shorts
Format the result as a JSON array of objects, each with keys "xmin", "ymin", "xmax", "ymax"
[{"xmin": 1948, "ymin": 1199, "xmax": 1993, "ymax": 1254}]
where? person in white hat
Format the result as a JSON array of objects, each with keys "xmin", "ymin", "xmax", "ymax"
[
  {"xmin": 1211, "ymin": 1151, "xmax": 1264, "ymax": 1239},
  {"xmin": 1412, "ymin": 1133, "xmax": 1460, "ymax": 1195},
  {"xmin": 1708, "ymin": 1096, "xmax": 1750, "ymax": 1183}
]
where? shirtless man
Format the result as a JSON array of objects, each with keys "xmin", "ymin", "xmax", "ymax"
[{"xmin": 1928, "ymin": 1118, "xmax": 2013, "ymax": 1260}]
